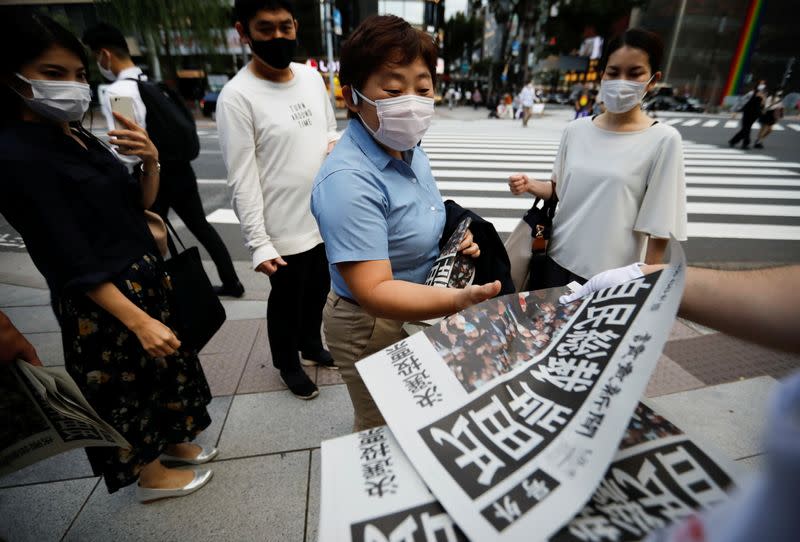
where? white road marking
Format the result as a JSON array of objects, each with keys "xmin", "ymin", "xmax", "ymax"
[
  {"xmin": 686, "ymin": 223, "xmax": 800, "ymax": 240},
  {"xmin": 205, "ymin": 209, "xmax": 800, "ymax": 241},
  {"xmin": 431, "ymin": 167, "xmax": 800, "ymax": 178}
]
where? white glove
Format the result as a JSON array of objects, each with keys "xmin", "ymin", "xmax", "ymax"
[{"xmin": 559, "ymin": 263, "xmax": 645, "ymax": 304}]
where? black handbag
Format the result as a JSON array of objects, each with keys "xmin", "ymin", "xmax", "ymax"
[
  {"xmin": 522, "ymin": 192, "xmax": 558, "ymax": 291},
  {"xmin": 162, "ymin": 219, "xmax": 226, "ymax": 351}
]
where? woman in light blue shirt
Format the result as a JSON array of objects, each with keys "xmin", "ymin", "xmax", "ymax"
[{"xmin": 311, "ymin": 15, "xmax": 500, "ymax": 430}]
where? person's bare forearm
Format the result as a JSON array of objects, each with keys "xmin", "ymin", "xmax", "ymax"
[
  {"xmin": 679, "ymin": 266, "xmax": 800, "ymax": 352},
  {"xmin": 528, "ymin": 179, "xmax": 555, "ymax": 200},
  {"xmin": 644, "ymin": 237, "xmax": 668, "ymax": 265},
  {"xmin": 360, "ymin": 281, "xmax": 461, "ymax": 321},
  {"xmin": 86, "ymin": 282, "xmax": 150, "ymax": 332},
  {"xmin": 140, "ymin": 159, "xmax": 160, "ymax": 209}
]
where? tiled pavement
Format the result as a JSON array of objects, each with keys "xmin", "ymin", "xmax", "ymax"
[{"xmin": 1, "ymin": 253, "xmax": 799, "ymax": 541}]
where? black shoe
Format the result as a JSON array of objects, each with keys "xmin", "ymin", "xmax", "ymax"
[
  {"xmin": 300, "ymin": 349, "xmax": 338, "ymax": 370},
  {"xmin": 754, "ymin": 142, "xmax": 764, "ymax": 149},
  {"xmin": 728, "ymin": 140, "xmax": 735, "ymax": 148},
  {"xmin": 742, "ymin": 144, "xmax": 750, "ymax": 150},
  {"xmin": 280, "ymin": 369, "xmax": 319, "ymax": 400},
  {"xmin": 213, "ymin": 281, "xmax": 245, "ymax": 298}
]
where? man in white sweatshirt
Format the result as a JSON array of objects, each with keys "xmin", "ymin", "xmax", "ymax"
[{"xmin": 217, "ymin": 0, "xmax": 340, "ymax": 399}]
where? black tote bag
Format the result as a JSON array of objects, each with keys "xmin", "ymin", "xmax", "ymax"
[
  {"xmin": 523, "ymin": 195, "xmax": 558, "ymax": 291},
  {"xmin": 163, "ymin": 219, "xmax": 226, "ymax": 351}
]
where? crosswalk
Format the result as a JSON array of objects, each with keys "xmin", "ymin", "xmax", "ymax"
[
  {"xmin": 204, "ymin": 128, "xmax": 800, "ymax": 242},
  {"xmin": 659, "ymin": 117, "xmax": 800, "ymax": 131}
]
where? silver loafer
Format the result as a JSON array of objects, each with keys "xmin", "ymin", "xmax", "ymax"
[
  {"xmin": 160, "ymin": 445, "xmax": 218, "ymax": 465},
  {"xmin": 137, "ymin": 468, "xmax": 213, "ymax": 503}
]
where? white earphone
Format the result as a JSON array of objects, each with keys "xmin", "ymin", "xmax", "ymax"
[{"xmin": 351, "ymin": 88, "xmax": 359, "ymax": 105}]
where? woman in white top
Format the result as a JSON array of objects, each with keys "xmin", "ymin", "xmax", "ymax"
[{"xmin": 509, "ymin": 28, "xmax": 687, "ymax": 289}]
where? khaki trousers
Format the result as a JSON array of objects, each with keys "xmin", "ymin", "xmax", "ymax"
[
  {"xmin": 522, "ymin": 106, "xmax": 533, "ymax": 126},
  {"xmin": 323, "ymin": 292, "xmax": 405, "ymax": 432}
]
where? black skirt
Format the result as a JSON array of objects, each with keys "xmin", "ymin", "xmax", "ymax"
[
  {"xmin": 53, "ymin": 253, "xmax": 212, "ymax": 492},
  {"xmin": 527, "ymin": 254, "xmax": 587, "ymax": 291},
  {"xmin": 759, "ymin": 110, "xmax": 777, "ymax": 126}
]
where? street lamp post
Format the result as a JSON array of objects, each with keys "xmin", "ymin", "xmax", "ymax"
[
  {"xmin": 663, "ymin": 0, "xmax": 688, "ymax": 85},
  {"xmin": 323, "ymin": 0, "xmax": 336, "ymax": 106}
]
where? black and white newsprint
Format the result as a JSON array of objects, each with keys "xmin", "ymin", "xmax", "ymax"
[
  {"xmin": 0, "ymin": 361, "xmax": 129, "ymax": 477},
  {"xmin": 319, "ymin": 403, "xmax": 737, "ymax": 542},
  {"xmin": 357, "ymin": 241, "xmax": 687, "ymax": 540},
  {"xmin": 424, "ymin": 217, "xmax": 475, "ymax": 290}
]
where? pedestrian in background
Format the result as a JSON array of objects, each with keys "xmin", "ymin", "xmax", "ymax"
[
  {"xmin": 311, "ymin": 15, "xmax": 499, "ymax": 430},
  {"xmin": 472, "ymin": 86, "xmax": 482, "ymax": 109},
  {"xmin": 509, "ymin": 28, "xmax": 687, "ymax": 289},
  {"xmin": 754, "ymin": 90, "xmax": 784, "ymax": 149},
  {"xmin": 574, "ymin": 89, "xmax": 593, "ymax": 118},
  {"xmin": 216, "ymin": 0, "xmax": 340, "ymax": 400},
  {"xmin": 0, "ymin": 13, "xmax": 215, "ymax": 501},
  {"xmin": 83, "ymin": 23, "xmax": 244, "ymax": 298},
  {"xmin": 729, "ymin": 79, "xmax": 766, "ymax": 149},
  {"xmin": 520, "ymin": 80, "xmax": 535, "ymax": 127}
]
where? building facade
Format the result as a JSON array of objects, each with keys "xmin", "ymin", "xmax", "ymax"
[{"xmin": 634, "ymin": 0, "xmax": 797, "ymax": 105}]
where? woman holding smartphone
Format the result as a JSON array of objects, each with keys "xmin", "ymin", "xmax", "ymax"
[
  {"xmin": 509, "ymin": 28, "xmax": 688, "ymax": 289},
  {"xmin": 0, "ymin": 14, "xmax": 214, "ymax": 501}
]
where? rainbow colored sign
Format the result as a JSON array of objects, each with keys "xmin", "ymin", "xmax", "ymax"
[{"xmin": 721, "ymin": 0, "xmax": 765, "ymax": 101}]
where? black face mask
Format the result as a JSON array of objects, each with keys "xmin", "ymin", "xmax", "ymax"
[{"xmin": 249, "ymin": 37, "xmax": 297, "ymax": 70}]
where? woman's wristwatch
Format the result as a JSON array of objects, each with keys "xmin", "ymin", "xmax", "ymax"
[{"xmin": 139, "ymin": 161, "xmax": 161, "ymax": 177}]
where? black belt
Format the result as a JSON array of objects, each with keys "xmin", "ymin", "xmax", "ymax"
[{"xmin": 340, "ymin": 295, "xmax": 360, "ymax": 307}]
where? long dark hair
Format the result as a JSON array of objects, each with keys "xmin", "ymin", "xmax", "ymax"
[{"xmin": 0, "ymin": 11, "xmax": 90, "ymax": 126}]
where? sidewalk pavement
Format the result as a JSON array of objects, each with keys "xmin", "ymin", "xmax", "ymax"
[{"xmin": 2, "ymin": 250, "xmax": 799, "ymax": 541}]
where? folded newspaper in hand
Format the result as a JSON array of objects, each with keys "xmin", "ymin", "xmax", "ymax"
[
  {"xmin": 0, "ymin": 361, "xmax": 129, "ymax": 477},
  {"xmin": 405, "ymin": 218, "xmax": 477, "ymax": 335},
  {"xmin": 424, "ymin": 217, "xmax": 476, "ymax": 290},
  {"xmin": 319, "ymin": 403, "xmax": 737, "ymax": 542},
  {"xmin": 354, "ymin": 239, "xmax": 689, "ymax": 540}
]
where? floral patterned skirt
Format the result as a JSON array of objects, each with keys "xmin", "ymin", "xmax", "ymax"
[{"xmin": 53, "ymin": 254, "xmax": 212, "ymax": 493}]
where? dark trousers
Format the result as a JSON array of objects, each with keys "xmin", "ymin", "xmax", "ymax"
[
  {"xmin": 527, "ymin": 254, "xmax": 586, "ymax": 291},
  {"xmin": 151, "ymin": 161, "xmax": 240, "ymax": 286},
  {"xmin": 730, "ymin": 113, "xmax": 758, "ymax": 147},
  {"xmin": 267, "ymin": 243, "xmax": 330, "ymax": 372}
]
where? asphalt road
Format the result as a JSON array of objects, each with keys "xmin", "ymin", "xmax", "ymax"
[{"xmin": 1, "ymin": 110, "xmax": 798, "ymax": 268}]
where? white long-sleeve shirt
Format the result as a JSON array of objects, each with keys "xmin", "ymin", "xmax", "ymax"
[
  {"xmin": 100, "ymin": 66, "xmax": 148, "ymax": 168},
  {"xmin": 216, "ymin": 62, "xmax": 339, "ymax": 268}
]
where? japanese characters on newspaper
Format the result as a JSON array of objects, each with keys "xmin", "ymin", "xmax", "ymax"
[
  {"xmin": 356, "ymin": 240, "xmax": 687, "ymax": 540},
  {"xmin": 0, "ymin": 361, "xmax": 130, "ymax": 477},
  {"xmin": 424, "ymin": 217, "xmax": 475, "ymax": 290},
  {"xmin": 319, "ymin": 403, "xmax": 737, "ymax": 542}
]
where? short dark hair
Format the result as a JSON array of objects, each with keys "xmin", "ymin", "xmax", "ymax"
[
  {"xmin": 600, "ymin": 28, "xmax": 664, "ymax": 74},
  {"xmin": 234, "ymin": 0, "xmax": 296, "ymax": 28},
  {"xmin": 340, "ymin": 15, "xmax": 438, "ymax": 93},
  {"xmin": 82, "ymin": 23, "xmax": 130, "ymax": 57}
]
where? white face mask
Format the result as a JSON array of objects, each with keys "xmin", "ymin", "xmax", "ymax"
[
  {"xmin": 97, "ymin": 51, "xmax": 117, "ymax": 82},
  {"xmin": 14, "ymin": 74, "xmax": 92, "ymax": 123},
  {"xmin": 599, "ymin": 75, "xmax": 654, "ymax": 114},
  {"xmin": 354, "ymin": 89, "xmax": 435, "ymax": 151}
]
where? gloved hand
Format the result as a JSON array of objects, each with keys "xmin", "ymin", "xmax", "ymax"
[{"xmin": 559, "ymin": 263, "xmax": 645, "ymax": 304}]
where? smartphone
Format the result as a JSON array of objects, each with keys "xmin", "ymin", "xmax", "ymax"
[{"xmin": 110, "ymin": 95, "xmax": 136, "ymax": 130}]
